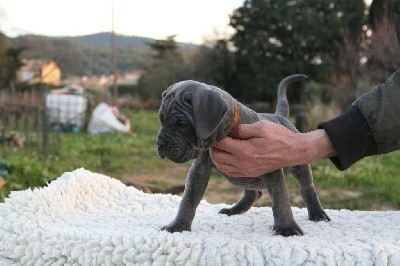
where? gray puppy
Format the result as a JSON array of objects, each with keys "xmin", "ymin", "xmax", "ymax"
[{"xmin": 157, "ymin": 75, "xmax": 330, "ymax": 236}]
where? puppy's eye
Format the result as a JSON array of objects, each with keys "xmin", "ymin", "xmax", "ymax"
[{"xmin": 177, "ymin": 121, "xmax": 188, "ymax": 127}]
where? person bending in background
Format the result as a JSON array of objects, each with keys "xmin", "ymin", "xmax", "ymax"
[{"xmin": 210, "ymin": 0, "xmax": 400, "ymax": 177}]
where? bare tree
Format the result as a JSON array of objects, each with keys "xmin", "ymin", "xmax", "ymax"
[
  {"xmin": 327, "ymin": 35, "xmax": 363, "ymax": 110},
  {"xmin": 365, "ymin": 11, "xmax": 400, "ymax": 82}
]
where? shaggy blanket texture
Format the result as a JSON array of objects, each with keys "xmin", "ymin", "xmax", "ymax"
[{"xmin": 0, "ymin": 168, "xmax": 399, "ymax": 265}]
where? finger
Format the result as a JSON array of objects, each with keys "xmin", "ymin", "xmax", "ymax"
[
  {"xmin": 209, "ymin": 146, "xmax": 220, "ymax": 161},
  {"xmin": 212, "ymin": 161, "xmax": 244, "ymax": 177},
  {"xmin": 210, "ymin": 146, "xmax": 238, "ymax": 165},
  {"xmin": 210, "ymin": 147, "xmax": 241, "ymax": 170},
  {"xmin": 211, "ymin": 149, "xmax": 259, "ymax": 177},
  {"xmin": 224, "ymin": 171, "xmax": 245, "ymax": 177},
  {"xmin": 235, "ymin": 121, "xmax": 268, "ymax": 140},
  {"xmin": 212, "ymin": 137, "xmax": 244, "ymax": 155},
  {"xmin": 209, "ymin": 145, "xmax": 226, "ymax": 158}
]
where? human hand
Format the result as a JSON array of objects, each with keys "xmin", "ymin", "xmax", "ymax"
[{"xmin": 210, "ymin": 121, "xmax": 334, "ymax": 177}]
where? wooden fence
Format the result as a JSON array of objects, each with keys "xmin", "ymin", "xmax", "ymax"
[{"xmin": 0, "ymin": 89, "xmax": 59, "ymax": 152}]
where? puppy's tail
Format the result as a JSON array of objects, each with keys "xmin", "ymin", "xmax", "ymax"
[{"xmin": 275, "ymin": 74, "xmax": 308, "ymax": 118}]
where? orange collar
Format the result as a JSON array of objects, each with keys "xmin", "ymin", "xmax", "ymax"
[{"xmin": 231, "ymin": 100, "xmax": 240, "ymax": 131}]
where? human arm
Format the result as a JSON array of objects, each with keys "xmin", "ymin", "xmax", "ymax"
[
  {"xmin": 210, "ymin": 121, "xmax": 335, "ymax": 177},
  {"xmin": 211, "ymin": 70, "xmax": 400, "ymax": 176}
]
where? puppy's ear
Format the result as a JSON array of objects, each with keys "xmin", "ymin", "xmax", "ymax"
[{"xmin": 186, "ymin": 88, "xmax": 229, "ymax": 140}]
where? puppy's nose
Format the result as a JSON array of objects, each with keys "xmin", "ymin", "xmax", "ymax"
[
  {"xmin": 157, "ymin": 138, "xmax": 166, "ymax": 149},
  {"xmin": 157, "ymin": 137, "xmax": 167, "ymax": 159}
]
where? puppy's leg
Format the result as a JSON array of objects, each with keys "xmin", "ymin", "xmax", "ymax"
[
  {"xmin": 219, "ymin": 190, "xmax": 262, "ymax": 216},
  {"xmin": 291, "ymin": 164, "xmax": 330, "ymax": 222},
  {"xmin": 161, "ymin": 151, "xmax": 212, "ymax": 233},
  {"xmin": 262, "ymin": 170, "xmax": 303, "ymax": 236}
]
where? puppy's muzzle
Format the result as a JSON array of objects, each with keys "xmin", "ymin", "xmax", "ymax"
[
  {"xmin": 157, "ymin": 135, "xmax": 185, "ymax": 163},
  {"xmin": 156, "ymin": 136, "xmax": 168, "ymax": 159}
]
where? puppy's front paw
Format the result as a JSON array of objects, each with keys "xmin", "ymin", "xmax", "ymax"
[
  {"xmin": 273, "ymin": 223, "xmax": 304, "ymax": 237},
  {"xmin": 309, "ymin": 209, "xmax": 330, "ymax": 222},
  {"xmin": 161, "ymin": 221, "xmax": 191, "ymax": 233},
  {"xmin": 219, "ymin": 208, "xmax": 238, "ymax": 216}
]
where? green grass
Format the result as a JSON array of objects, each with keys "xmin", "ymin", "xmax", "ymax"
[
  {"xmin": 0, "ymin": 111, "xmax": 174, "ymax": 201},
  {"xmin": 1, "ymin": 110, "xmax": 400, "ymax": 211},
  {"xmin": 55, "ymin": 110, "xmax": 164, "ymax": 175},
  {"xmin": 292, "ymin": 152, "xmax": 400, "ymax": 210}
]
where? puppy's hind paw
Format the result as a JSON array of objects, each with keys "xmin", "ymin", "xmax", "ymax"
[
  {"xmin": 219, "ymin": 208, "xmax": 242, "ymax": 216},
  {"xmin": 309, "ymin": 210, "xmax": 330, "ymax": 222}
]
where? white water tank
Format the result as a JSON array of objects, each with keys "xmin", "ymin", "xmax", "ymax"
[{"xmin": 45, "ymin": 94, "xmax": 88, "ymax": 129}]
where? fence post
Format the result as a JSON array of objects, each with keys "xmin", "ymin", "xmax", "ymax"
[
  {"xmin": 41, "ymin": 106, "xmax": 48, "ymax": 151},
  {"xmin": 0, "ymin": 109, "xmax": 4, "ymax": 141},
  {"xmin": 24, "ymin": 91, "xmax": 29, "ymax": 146}
]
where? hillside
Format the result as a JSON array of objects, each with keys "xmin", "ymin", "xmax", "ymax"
[
  {"xmin": 62, "ymin": 32, "xmax": 153, "ymax": 47},
  {"xmin": 63, "ymin": 32, "xmax": 198, "ymax": 49},
  {"xmin": 9, "ymin": 32, "xmax": 199, "ymax": 77}
]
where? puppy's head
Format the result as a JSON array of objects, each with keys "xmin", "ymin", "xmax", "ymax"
[{"xmin": 157, "ymin": 80, "xmax": 229, "ymax": 163}]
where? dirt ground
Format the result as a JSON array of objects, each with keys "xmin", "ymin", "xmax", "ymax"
[
  {"xmin": 121, "ymin": 164, "xmax": 395, "ymax": 211},
  {"xmin": 121, "ymin": 164, "xmax": 248, "ymax": 206},
  {"xmin": 120, "ymin": 164, "xmax": 308, "ymax": 208}
]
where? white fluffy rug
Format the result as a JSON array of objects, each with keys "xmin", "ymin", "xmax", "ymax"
[{"xmin": 1, "ymin": 168, "xmax": 399, "ymax": 265}]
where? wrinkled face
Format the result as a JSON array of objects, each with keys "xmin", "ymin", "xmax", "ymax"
[
  {"xmin": 156, "ymin": 92, "xmax": 201, "ymax": 163},
  {"xmin": 156, "ymin": 80, "xmax": 229, "ymax": 163}
]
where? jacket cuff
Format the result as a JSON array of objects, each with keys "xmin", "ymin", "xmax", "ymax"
[{"xmin": 317, "ymin": 106, "xmax": 377, "ymax": 171}]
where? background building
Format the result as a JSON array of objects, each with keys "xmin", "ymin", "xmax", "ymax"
[{"xmin": 17, "ymin": 59, "xmax": 61, "ymax": 85}]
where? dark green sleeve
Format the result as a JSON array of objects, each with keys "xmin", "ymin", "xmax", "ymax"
[
  {"xmin": 354, "ymin": 70, "xmax": 400, "ymax": 155},
  {"xmin": 318, "ymin": 106, "xmax": 377, "ymax": 171},
  {"xmin": 318, "ymin": 70, "xmax": 400, "ymax": 170}
]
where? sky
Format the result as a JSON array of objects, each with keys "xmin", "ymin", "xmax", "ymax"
[{"xmin": 0, "ymin": 0, "xmax": 245, "ymax": 44}]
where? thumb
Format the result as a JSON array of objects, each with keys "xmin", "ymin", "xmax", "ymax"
[{"xmin": 234, "ymin": 121, "xmax": 267, "ymax": 140}]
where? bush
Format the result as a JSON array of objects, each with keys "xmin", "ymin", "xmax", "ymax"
[
  {"xmin": 0, "ymin": 156, "xmax": 53, "ymax": 201},
  {"xmin": 107, "ymin": 84, "xmax": 140, "ymax": 97}
]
